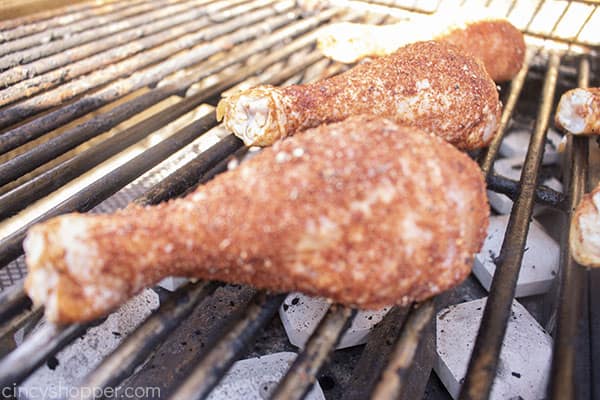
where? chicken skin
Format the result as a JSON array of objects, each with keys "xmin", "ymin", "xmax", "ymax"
[
  {"xmin": 24, "ymin": 116, "xmax": 489, "ymax": 323},
  {"xmin": 317, "ymin": 18, "xmax": 525, "ymax": 83},
  {"xmin": 217, "ymin": 41, "xmax": 501, "ymax": 149}
]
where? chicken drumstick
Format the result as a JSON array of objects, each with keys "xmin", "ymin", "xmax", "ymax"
[
  {"xmin": 217, "ymin": 41, "xmax": 501, "ymax": 149},
  {"xmin": 25, "ymin": 116, "xmax": 489, "ymax": 323}
]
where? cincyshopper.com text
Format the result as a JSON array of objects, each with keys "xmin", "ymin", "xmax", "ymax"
[{"xmin": 2, "ymin": 384, "xmax": 161, "ymax": 399}]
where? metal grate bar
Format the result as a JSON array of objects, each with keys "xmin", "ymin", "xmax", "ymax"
[
  {"xmin": 591, "ymin": 268, "xmax": 600, "ymax": 399},
  {"xmin": 0, "ymin": 306, "xmax": 42, "ymax": 358},
  {"xmin": 505, "ymin": 0, "xmax": 519, "ymax": 18},
  {"xmin": 0, "ymin": 0, "xmax": 291, "ymax": 135},
  {"xmin": 478, "ymin": 51, "xmax": 532, "ymax": 176},
  {"xmin": 271, "ymin": 306, "xmax": 356, "ymax": 400},
  {"xmin": 0, "ymin": 282, "xmax": 32, "ymax": 323},
  {"xmin": 344, "ymin": 306, "xmax": 410, "ymax": 400},
  {"xmin": 359, "ymin": 0, "xmax": 437, "ymax": 13},
  {"xmin": 486, "ymin": 173, "xmax": 565, "ymax": 209},
  {"xmin": 458, "ymin": 52, "xmax": 561, "ymax": 400},
  {"xmin": 0, "ymin": 113, "xmax": 219, "ymax": 268},
  {"xmin": 0, "ymin": 8, "xmax": 339, "ymax": 192},
  {"xmin": 0, "ymin": 0, "xmax": 135, "ymax": 32},
  {"xmin": 133, "ymin": 134, "xmax": 246, "ymax": 206},
  {"xmin": 549, "ymin": 56, "xmax": 590, "ymax": 400},
  {"xmin": 72, "ymin": 281, "xmax": 220, "ymax": 400},
  {"xmin": 0, "ymin": 0, "xmax": 220, "ymax": 95},
  {"xmin": 0, "ymin": 3, "xmax": 594, "ymax": 400},
  {"xmin": 0, "ymin": 0, "xmax": 181, "ymax": 61},
  {"xmin": 0, "ymin": 49, "xmax": 326, "ymax": 226},
  {"xmin": 170, "ymin": 293, "xmax": 285, "ymax": 400},
  {"xmin": 0, "ymin": 46, "xmax": 327, "ymax": 268},
  {"xmin": 569, "ymin": 0, "xmax": 600, "ymax": 5},
  {"xmin": 0, "ymin": 321, "xmax": 94, "ymax": 388},
  {"xmin": 0, "ymin": 129, "xmax": 245, "ymax": 389},
  {"xmin": 370, "ymin": 301, "xmax": 435, "ymax": 399},
  {"xmin": 547, "ymin": 0, "xmax": 574, "ymax": 40},
  {"xmin": 0, "ymin": 0, "xmax": 150, "ymax": 42},
  {"xmin": 571, "ymin": 5, "xmax": 597, "ymax": 46}
]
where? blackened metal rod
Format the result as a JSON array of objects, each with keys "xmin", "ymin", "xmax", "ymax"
[
  {"xmin": 369, "ymin": 300, "xmax": 435, "ymax": 400},
  {"xmin": 0, "ymin": 321, "xmax": 93, "ymax": 388},
  {"xmin": 133, "ymin": 134, "xmax": 244, "ymax": 206},
  {"xmin": 0, "ymin": 1, "xmax": 292, "ymax": 149},
  {"xmin": 0, "ymin": 0, "xmax": 129, "ymax": 31},
  {"xmin": 0, "ymin": 5, "xmax": 334, "ymax": 157},
  {"xmin": 0, "ymin": 87, "xmax": 174, "ymax": 188},
  {"xmin": 270, "ymin": 306, "xmax": 356, "ymax": 400},
  {"xmin": 0, "ymin": 0, "xmax": 219, "ymax": 93},
  {"xmin": 548, "ymin": 56, "xmax": 590, "ymax": 400},
  {"xmin": 458, "ymin": 52, "xmax": 560, "ymax": 400},
  {"xmin": 0, "ymin": 54, "xmax": 326, "ymax": 336},
  {"xmin": 478, "ymin": 51, "xmax": 532, "ymax": 176},
  {"xmin": 345, "ymin": 306, "xmax": 410, "ymax": 400},
  {"xmin": 170, "ymin": 293, "xmax": 285, "ymax": 400},
  {"xmin": 0, "ymin": 46, "xmax": 324, "ymax": 219},
  {"xmin": 0, "ymin": 136, "xmax": 243, "ymax": 388},
  {"xmin": 0, "ymin": 0, "xmax": 177, "ymax": 61},
  {"xmin": 0, "ymin": 140, "xmax": 244, "ymax": 364},
  {"xmin": 0, "ymin": 50, "xmax": 332, "ymax": 385},
  {"xmin": 0, "ymin": 53, "xmax": 325, "ymax": 384},
  {"xmin": 0, "ymin": 306, "xmax": 43, "ymax": 358},
  {"xmin": 0, "ymin": 113, "xmax": 219, "ymax": 268},
  {"xmin": 73, "ymin": 281, "xmax": 220, "ymax": 400},
  {"xmin": 0, "ymin": 284, "xmax": 31, "ymax": 323},
  {"xmin": 0, "ymin": 47, "xmax": 326, "ymax": 269},
  {"xmin": 486, "ymin": 173, "xmax": 566, "ymax": 210}
]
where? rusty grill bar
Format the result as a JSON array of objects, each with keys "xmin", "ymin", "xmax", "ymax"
[{"xmin": 0, "ymin": 0, "xmax": 598, "ymax": 399}]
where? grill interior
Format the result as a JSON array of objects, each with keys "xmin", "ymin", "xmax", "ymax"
[{"xmin": 0, "ymin": 0, "xmax": 599, "ymax": 399}]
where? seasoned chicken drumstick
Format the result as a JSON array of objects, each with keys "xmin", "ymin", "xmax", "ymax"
[
  {"xmin": 555, "ymin": 88, "xmax": 600, "ymax": 135},
  {"xmin": 25, "ymin": 116, "xmax": 489, "ymax": 323},
  {"xmin": 217, "ymin": 41, "xmax": 501, "ymax": 149},
  {"xmin": 317, "ymin": 18, "xmax": 525, "ymax": 83}
]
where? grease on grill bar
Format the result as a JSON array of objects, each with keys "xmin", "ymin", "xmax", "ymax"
[{"xmin": 0, "ymin": 1, "xmax": 598, "ymax": 400}]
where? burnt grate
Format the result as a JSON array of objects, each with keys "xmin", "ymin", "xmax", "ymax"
[{"xmin": 0, "ymin": 1, "xmax": 598, "ymax": 400}]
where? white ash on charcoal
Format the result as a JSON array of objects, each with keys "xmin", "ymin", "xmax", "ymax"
[
  {"xmin": 157, "ymin": 277, "xmax": 189, "ymax": 291},
  {"xmin": 18, "ymin": 290, "xmax": 159, "ymax": 400},
  {"xmin": 498, "ymin": 127, "xmax": 563, "ymax": 164},
  {"xmin": 279, "ymin": 293, "xmax": 389, "ymax": 349},
  {"xmin": 208, "ymin": 352, "xmax": 325, "ymax": 400},
  {"xmin": 435, "ymin": 297, "xmax": 552, "ymax": 400},
  {"xmin": 473, "ymin": 214, "xmax": 559, "ymax": 297}
]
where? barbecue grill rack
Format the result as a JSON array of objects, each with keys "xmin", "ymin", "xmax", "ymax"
[{"xmin": 0, "ymin": 0, "xmax": 598, "ymax": 399}]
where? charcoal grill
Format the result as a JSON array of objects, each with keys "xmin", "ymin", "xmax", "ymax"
[{"xmin": 0, "ymin": 0, "xmax": 598, "ymax": 399}]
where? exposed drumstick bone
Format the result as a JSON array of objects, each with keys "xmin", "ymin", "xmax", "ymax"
[
  {"xmin": 555, "ymin": 88, "xmax": 600, "ymax": 135},
  {"xmin": 571, "ymin": 183, "xmax": 600, "ymax": 267}
]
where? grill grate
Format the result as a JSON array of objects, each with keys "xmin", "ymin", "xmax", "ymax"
[{"xmin": 0, "ymin": 0, "xmax": 598, "ymax": 399}]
